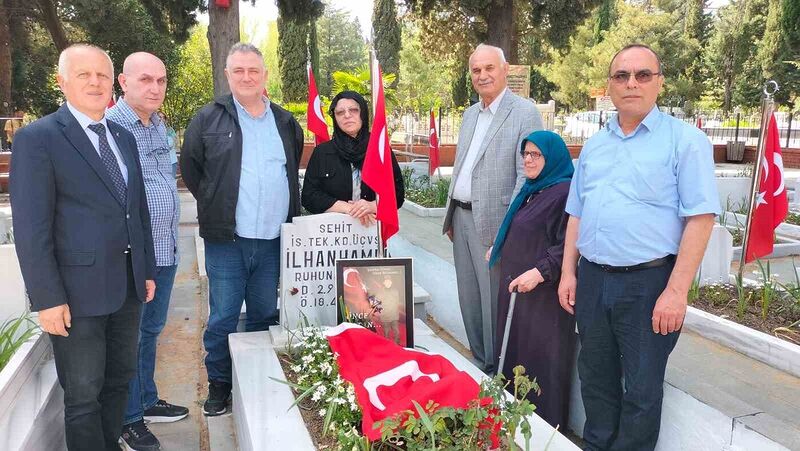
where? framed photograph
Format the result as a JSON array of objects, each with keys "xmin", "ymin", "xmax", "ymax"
[{"xmin": 335, "ymin": 258, "xmax": 414, "ymax": 348}]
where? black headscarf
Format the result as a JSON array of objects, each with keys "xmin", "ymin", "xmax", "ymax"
[{"xmin": 329, "ymin": 90, "xmax": 370, "ymax": 169}]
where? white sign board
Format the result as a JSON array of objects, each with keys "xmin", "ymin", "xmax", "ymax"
[
  {"xmin": 280, "ymin": 213, "xmax": 380, "ymax": 330},
  {"xmin": 595, "ymin": 96, "xmax": 614, "ymax": 111}
]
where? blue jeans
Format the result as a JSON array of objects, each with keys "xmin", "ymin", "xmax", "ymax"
[
  {"xmin": 123, "ymin": 264, "xmax": 178, "ymax": 425},
  {"xmin": 575, "ymin": 258, "xmax": 680, "ymax": 451},
  {"xmin": 204, "ymin": 236, "xmax": 280, "ymax": 383}
]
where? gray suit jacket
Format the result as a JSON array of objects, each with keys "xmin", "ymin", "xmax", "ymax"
[{"xmin": 442, "ymin": 90, "xmax": 544, "ymax": 245}]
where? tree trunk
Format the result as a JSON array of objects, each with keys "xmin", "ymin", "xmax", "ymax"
[
  {"xmin": 207, "ymin": 0, "xmax": 240, "ymax": 97},
  {"xmin": 37, "ymin": 0, "xmax": 69, "ymax": 51},
  {"xmin": 485, "ymin": 0, "xmax": 517, "ymax": 64},
  {"xmin": 0, "ymin": 0, "xmax": 12, "ymax": 117}
]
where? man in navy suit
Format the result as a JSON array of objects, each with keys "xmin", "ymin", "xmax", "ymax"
[{"xmin": 10, "ymin": 44, "xmax": 156, "ymax": 451}]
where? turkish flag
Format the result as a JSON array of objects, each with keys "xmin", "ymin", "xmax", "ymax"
[
  {"xmin": 324, "ymin": 323, "xmax": 483, "ymax": 440},
  {"xmin": 696, "ymin": 116, "xmax": 703, "ymax": 129},
  {"xmin": 306, "ymin": 65, "xmax": 330, "ymax": 146},
  {"xmin": 428, "ymin": 110, "xmax": 440, "ymax": 176},
  {"xmin": 362, "ymin": 65, "xmax": 398, "ymax": 246},
  {"xmin": 215, "ymin": 0, "xmax": 230, "ymax": 7},
  {"xmin": 745, "ymin": 114, "xmax": 788, "ymax": 262}
]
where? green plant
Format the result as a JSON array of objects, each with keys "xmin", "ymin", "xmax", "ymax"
[
  {"xmin": 379, "ymin": 365, "xmax": 538, "ymax": 450},
  {"xmin": 402, "ymin": 167, "xmax": 451, "ymax": 208},
  {"xmin": 735, "ymin": 272, "xmax": 749, "ymax": 320},
  {"xmin": 0, "ymin": 314, "xmax": 39, "ymax": 372},
  {"xmin": 756, "ymin": 259, "xmax": 778, "ymax": 320},
  {"xmin": 688, "ymin": 276, "xmax": 701, "ymax": 305}
]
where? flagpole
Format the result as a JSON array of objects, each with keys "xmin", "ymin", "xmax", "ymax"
[
  {"xmin": 738, "ymin": 81, "xmax": 779, "ymax": 279},
  {"xmin": 368, "ymin": 47, "xmax": 386, "ymax": 258}
]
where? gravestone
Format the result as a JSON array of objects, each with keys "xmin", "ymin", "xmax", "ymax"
[
  {"xmin": 280, "ymin": 213, "xmax": 380, "ymax": 330},
  {"xmin": 698, "ymin": 224, "xmax": 733, "ymax": 286}
]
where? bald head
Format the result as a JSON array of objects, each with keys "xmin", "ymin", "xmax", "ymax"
[{"xmin": 118, "ymin": 52, "xmax": 167, "ymax": 122}]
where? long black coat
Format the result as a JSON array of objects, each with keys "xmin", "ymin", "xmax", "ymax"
[{"xmin": 301, "ymin": 140, "xmax": 405, "ymax": 214}]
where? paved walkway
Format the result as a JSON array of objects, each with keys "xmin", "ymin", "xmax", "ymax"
[{"xmin": 147, "ymin": 221, "xmax": 209, "ymax": 450}]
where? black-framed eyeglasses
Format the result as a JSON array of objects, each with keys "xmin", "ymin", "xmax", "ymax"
[
  {"xmin": 609, "ymin": 70, "xmax": 662, "ymax": 84},
  {"xmin": 522, "ymin": 150, "xmax": 543, "ymax": 161}
]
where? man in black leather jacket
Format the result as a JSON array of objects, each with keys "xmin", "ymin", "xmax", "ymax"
[{"xmin": 180, "ymin": 42, "xmax": 303, "ymax": 416}]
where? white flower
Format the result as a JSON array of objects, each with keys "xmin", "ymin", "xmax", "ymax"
[{"xmin": 318, "ymin": 408, "xmax": 326, "ymax": 417}]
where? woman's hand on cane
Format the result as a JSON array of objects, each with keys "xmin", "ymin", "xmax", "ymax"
[{"xmin": 508, "ymin": 268, "xmax": 544, "ymax": 293}]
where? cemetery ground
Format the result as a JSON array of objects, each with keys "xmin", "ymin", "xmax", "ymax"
[{"xmin": 2, "ymin": 161, "xmax": 800, "ymax": 450}]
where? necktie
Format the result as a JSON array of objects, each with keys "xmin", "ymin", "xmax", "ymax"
[{"xmin": 87, "ymin": 123, "xmax": 127, "ymax": 205}]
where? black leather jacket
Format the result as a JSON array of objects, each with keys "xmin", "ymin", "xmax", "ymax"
[{"xmin": 180, "ymin": 95, "xmax": 304, "ymax": 241}]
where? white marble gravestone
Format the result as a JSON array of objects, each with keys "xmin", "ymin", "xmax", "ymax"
[
  {"xmin": 698, "ymin": 224, "xmax": 734, "ymax": 286},
  {"xmin": 280, "ymin": 213, "xmax": 380, "ymax": 330}
]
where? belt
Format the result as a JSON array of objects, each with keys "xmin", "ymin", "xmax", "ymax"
[
  {"xmin": 453, "ymin": 199, "xmax": 472, "ymax": 210},
  {"xmin": 589, "ymin": 254, "xmax": 675, "ymax": 273}
]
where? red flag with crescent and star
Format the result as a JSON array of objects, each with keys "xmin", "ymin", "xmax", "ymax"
[
  {"xmin": 428, "ymin": 110, "xmax": 440, "ymax": 176},
  {"xmin": 362, "ymin": 64, "xmax": 399, "ymax": 246},
  {"xmin": 744, "ymin": 114, "xmax": 788, "ymax": 263},
  {"xmin": 306, "ymin": 65, "xmax": 330, "ymax": 146}
]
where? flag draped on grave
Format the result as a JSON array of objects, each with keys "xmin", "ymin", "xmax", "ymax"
[
  {"xmin": 306, "ymin": 64, "xmax": 330, "ymax": 146},
  {"xmin": 745, "ymin": 114, "xmax": 788, "ymax": 262},
  {"xmin": 324, "ymin": 323, "xmax": 486, "ymax": 441}
]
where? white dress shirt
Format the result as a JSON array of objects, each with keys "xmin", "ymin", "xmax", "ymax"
[
  {"xmin": 66, "ymin": 102, "xmax": 128, "ymax": 184},
  {"xmin": 452, "ymin": 88, "xmax": 507, "ymax": 201}
]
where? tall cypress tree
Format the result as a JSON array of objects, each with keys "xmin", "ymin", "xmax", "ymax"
[
  {"xmin": 277, "ymin": 0, "xmax": 324, "ymax": 102},
  {"xmin": 593, "ymin": 0, "xmax": 615, "ymax": 43},
  {"xmin": 373, "ymin": 0, "xmax": 402, "ymax": 86}
]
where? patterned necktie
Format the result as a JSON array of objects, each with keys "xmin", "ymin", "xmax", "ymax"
[{"xmin": 87, "ymin": 123, "xmax": 127, "ymax": 205}]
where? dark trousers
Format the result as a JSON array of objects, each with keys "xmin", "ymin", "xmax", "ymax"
[
  {"xmin": 50, "ymin": 259, "xmax": 141, "ymax": 451},
  {"xmin": 575, "ymin": 258, "xmax": 680, "ymax": 451},
  {"xmin": 124, "ymin": 264, "xmax": 178, "ymax": 425},
  {"xmin": 204, "ymin": 235, "xmax": 280, "ymax": 383}
]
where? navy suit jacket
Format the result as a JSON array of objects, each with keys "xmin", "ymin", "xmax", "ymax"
[{"xmin": 10, "ymin": 104, "xmax": 156, "ymax": 318}]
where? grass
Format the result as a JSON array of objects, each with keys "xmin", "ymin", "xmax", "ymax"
[{"xmin": 0, "ymin": 313, "xmax": 39, "ymax": 372}]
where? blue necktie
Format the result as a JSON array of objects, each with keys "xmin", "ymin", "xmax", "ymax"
[{"xmin": 87, "ymin": 123, "xmax": 127, "ymax": 205}]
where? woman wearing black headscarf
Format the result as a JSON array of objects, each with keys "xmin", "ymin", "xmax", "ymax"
[{"xmin": 302, "ymin": 90, "xmax": 404, "ymax": 225}]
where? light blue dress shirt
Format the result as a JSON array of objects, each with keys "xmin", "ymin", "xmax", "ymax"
[
  {"xmin": 233, "ymin": 96, "xmax": 289, "ymax": 240},
  {"xmin": 565, "ymin": 105, "xmax": 721, "ymax": 266}
]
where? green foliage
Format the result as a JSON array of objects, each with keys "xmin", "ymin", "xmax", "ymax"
[
  {"xmin": 162, "ymin": 25, "xmax": 213, "ymax": 131},
  {"xmin": 277, "ymin": 0, "xmax": 325, "ymax": 103},
  {"xmin": 373, "ymin": 0, "xmax": 402, "ymax": 86},
  {"xmin": 593, "ymin": 0, "xmax": 615, "ymax": 43},
  {"xmin": 0, "ymin": 314, "xmax": 39, "ymax": 372},
  {"xmin": 330, "ymin": 66, "xmax": 397, "ymax": 108},
  {"xmin": 316, "ymin": 6, "xmax": 368, "ymax": 97},
  {"xmin": 397, "ymin": 24, "xmax": 453, "ymax": 110},
  {"xmin": 756, "ymin": 259, "xmax": 778, "ymax": 320},
  {"xmin": 402, "ymin": 168, "xmax": 450, "ymax": 208},
  {"xmin": 545, "ymin": 1, "xmax": 702, "ymax": 109},
  {"xmin": 278, "ymin": 17, "xmax": 311, "ymax": 103},
  {"xmin": 10, "ymin": 20, "xmax": 62, "ymax": 116}
]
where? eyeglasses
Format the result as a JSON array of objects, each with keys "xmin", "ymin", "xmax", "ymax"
[
  {"xmin": 522, "ymin": 150, "xmax": 543, "ymax": 161},
  {"xmin": 609, "ymin": 70, "xmax": 662, "ymax": 84},
  {"xmin": 334, "ymin": 107, "xmax": 360, "ymax": 117}
]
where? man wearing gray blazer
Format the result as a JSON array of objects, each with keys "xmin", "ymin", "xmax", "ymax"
[{"xmin": 443, "ymin": 44, "xmax": 544, "ymax": 372}]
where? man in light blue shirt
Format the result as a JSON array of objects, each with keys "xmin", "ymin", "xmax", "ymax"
[
  {"xmin": 181, "ymin": 43, "xmax": 304, "ymax": 417},
  {"xmin": 559, "ymin": 44, "xmax": 719, "ymax": 451}
]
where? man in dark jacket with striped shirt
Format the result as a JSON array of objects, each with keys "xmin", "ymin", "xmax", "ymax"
[{"xmin": 180, "ymin": 42, "xmax": 304, "ymax": 416}]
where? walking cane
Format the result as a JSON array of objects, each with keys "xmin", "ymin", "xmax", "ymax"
[{"xmin": 497, "ymin": 288, "xmax": 518, "ymax": 377}]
